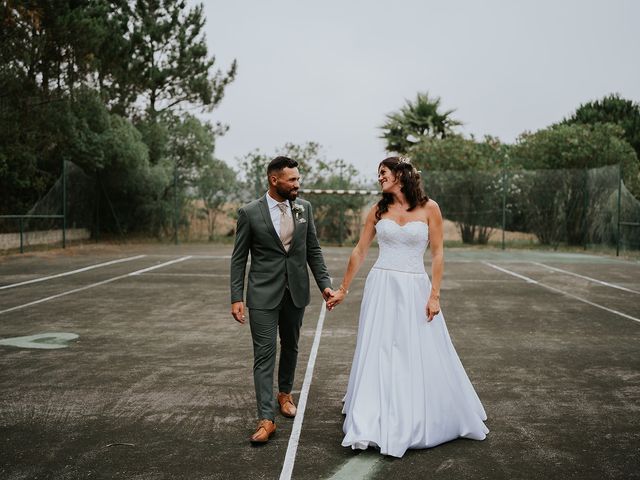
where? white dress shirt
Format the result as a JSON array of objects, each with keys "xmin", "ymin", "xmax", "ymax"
[{"xmin": 265, "ymin": 192, "xmax": 292, "ymax": 234}]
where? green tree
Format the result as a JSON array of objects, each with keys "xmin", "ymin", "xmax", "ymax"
[
  {"xmin": 512, "ymin": 123, "xmax": 639, "ymax": 194},
  {"xmin": 0, "ymin": 1, "xmax": 115, "ymax": 216},
  {"xmin": 561, "ymin": 94, "xmax": 640, "ymax": 161},
  {"xmin": 236, "ymin": 142, "xmax": 321, "ymax": 201},
  {"xmin": 106, "ymin": 0, "xmax": 237, "ymax": 122},
  {"xmin": 0, "ymin": 1, "xmax": 237, "ymax": 241},
  {"xmin": 166, "ymin": 113, "xmax": 219, "ymax": 235},
  {"xmin": 0, "ymin": 1, "xmax": 101, "ymax": 96},
  {"xmin": 105, "ymin": 1, "xmax": 238, "ymax": 235},
  {"xmin": 235, "ymin": 142, "xmax": 366, "ymax": 244},
  {"xmin": 195, "ymin": 158, "xmax": 238, "ymax": 240},
  {"xmin": 129, "ymin": 113, "xmax": 223, "ymax": 237},
  {"xmin": 510, "ymin": 123, "xmax": 639, "ymax": 245},
  {"xmin": 380, "ymin": 92, "xmax": 462, "ymax": 154},
  {"xmin": 236, "ymin": 149, "xmax": 270, "ymax": 201},
  {"xmin": 410, "ymin": 135, "xmax": 506, "ymax": 244},
  {"xmin": 303, "ymin": 159, "xmax": 367, "ymax": 245}
]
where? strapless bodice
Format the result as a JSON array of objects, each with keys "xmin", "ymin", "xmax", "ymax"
[{"xmin": 372, "ymin": 219, "xmax": 429, "ymax": 274}]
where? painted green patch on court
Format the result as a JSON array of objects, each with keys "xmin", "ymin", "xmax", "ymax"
[
  {"xmin": 0, "ymin": 332, "xmax": 78, "ymax": 349},
  {"xmin": 326, "ymin": 452, "xmax": 382, "ymax": 480}
]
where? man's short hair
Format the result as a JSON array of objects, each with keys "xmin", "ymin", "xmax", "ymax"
[{"xmin": 267, "ymin": 156, "xmax": 298, "ymax": 176}]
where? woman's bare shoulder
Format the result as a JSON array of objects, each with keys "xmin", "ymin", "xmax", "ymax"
[
  {"xmin": 425, "ymin": 199, "xmax": 441, "ymax": 214},
  {"xmin": 426, "ymin": 198, "xmax": 440, "ymax": 210},
  {"xmin": 423, "ymin": 199, "xmax": 442, "ymax": 223},
  {"xmin": 359, "ymin": 203, "xmax": 377, "ymax": 226}
]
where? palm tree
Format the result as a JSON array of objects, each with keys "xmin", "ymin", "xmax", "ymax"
[{"xmin": 380, "ymin": 92, "xmax": 462, "ymax": 154}]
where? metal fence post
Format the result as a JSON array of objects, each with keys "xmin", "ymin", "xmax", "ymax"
[
  {"xmin": 95, "ymin": 171, "xmax": 100, "ymax": 242},
  {"xmin": 583, "ymin": 168, "xmax": 588, "ymax": 251},
  {"xmin": 174, "ymin": 163, "xmax": 179, "ymax": 245},
  {"xmin": 501, "ymin": 168, "xmax": 506, "ymax": 250},
  {"xmin": 19, "ymin": 217, "xmax": 24, "ymax": 254},
  {"xmin": 616, "ymin": 163, "xmax": 622, "ymax": 256},
  {"xmin": 62, "ymin": 160, "xmax": 67, "ymax": 248}
]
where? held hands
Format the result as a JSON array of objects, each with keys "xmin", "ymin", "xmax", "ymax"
[
  {"xmin": 426, "ymin": 294, "xmax": 440, "ymax": 322},
  {"xmin": 231, "ymin": 301, "xmax": 246, "ymax": 324},
  {"xmin": 326, "ymin": 286, "xmax": 347, "ymax": 311},
  {"xmin": 324, "ymin": 287, "xmax": 343, "ymax": 311},
  {"xmin": 233, "ymin": 289, "xmax": 339, "ymax": 324},
  {"xmin": 322, "ymin": 287, "xmax": 334, "ymax": 302},
  {"xmin": 323, "ymin": 288, "xmax": 338, "ymax": 311}
]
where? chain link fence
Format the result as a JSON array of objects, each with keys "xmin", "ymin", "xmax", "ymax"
[
  {"xmin": 300, "ymin": 164, "xmax": 639, "ymax": 253},
  {"xmin": 2, "ymin": 163, "xmax": 638, "ymax": 254}
]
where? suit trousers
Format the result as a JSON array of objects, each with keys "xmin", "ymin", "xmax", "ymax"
[{"xmin": 249, "ymin": 288, "xmax": 305, "ymax": 420}]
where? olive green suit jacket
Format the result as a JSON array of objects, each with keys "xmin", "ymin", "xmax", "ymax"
[{"xmin": 230, "ymin": 196, "xmax": 332, "ymax": 310}]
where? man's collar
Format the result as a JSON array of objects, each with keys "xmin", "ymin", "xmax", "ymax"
[{"xmin": 265, "ymin": 192, "xmax": 290, "ymax": 209}]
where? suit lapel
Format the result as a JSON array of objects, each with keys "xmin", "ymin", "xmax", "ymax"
[
  {"xmin": 288, "ymin": 200, "xmax": 305, "ymax": 252},
  {"xmin": 258, "ymin": 196, "xmax": 286, "ymax": 253}
]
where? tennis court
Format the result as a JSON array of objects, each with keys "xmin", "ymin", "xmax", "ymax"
[{"xmin": 1, "ymin": 244, "xmax": 639, "ymax": 479}]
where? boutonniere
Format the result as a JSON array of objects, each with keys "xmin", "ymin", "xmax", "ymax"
[{"xmin": 291, "ymin": 203, "xmax": 306, "ymax": 223}]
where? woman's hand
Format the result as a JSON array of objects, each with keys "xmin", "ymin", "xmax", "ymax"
[
  {"xmin": 327, "ymin": 288, "xmax": 347, "ymax": 311},
  {"xmin": 426, "ymin": 295, "xmax": 440, "ymax": 322}
]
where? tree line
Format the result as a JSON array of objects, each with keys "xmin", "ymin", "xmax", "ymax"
[
  {"xmin": 0, "ymin": 1, "xmax": 369, "ymax": 242},
  {"xmin": 0, "ymin": 0, "xmax": 237, "ymax": 236},
  {"xmin": 2, "ymin": 2, "xmax": 638, "ymax": 247},
  {"xmin": 380, "ymin": 92, "xmax": 640, "ymax": 246}
]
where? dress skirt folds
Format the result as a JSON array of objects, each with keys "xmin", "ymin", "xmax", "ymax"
[{"xmin": 341, "ymin": 219, "xmax": 489, "ymax": 458}]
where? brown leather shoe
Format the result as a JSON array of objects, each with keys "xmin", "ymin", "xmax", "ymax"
[
  {"xmin": 277, "ymin": 392, "xmax": 297, "ymax": 418},
  {"xmin": 250, "ymin": 419, "xmax": 276, "ymax": 443}
]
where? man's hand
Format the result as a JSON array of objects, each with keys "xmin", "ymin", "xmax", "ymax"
[
  {"xmin": 322, "ymin": 288, "xmax": 334, "ymax": 302},
  {"xmin": 326, "ymin": 289, "xmax": 346, "ymax": 311},
  {"xmin": 231, "ymin": 301, "xmax": 246, "ymax": 324}
]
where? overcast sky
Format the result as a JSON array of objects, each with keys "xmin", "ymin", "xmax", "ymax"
[{"xmin": 197, "ymin": 0, "xmax": 640, "ymax": 183}]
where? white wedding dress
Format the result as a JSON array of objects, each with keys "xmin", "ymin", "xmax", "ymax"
[{"xmin": 341, "ymin": 219, "xmax": 489, "ymax": 458}]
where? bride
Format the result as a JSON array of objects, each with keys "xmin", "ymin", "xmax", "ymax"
[{"xmin": 327, "ymin": 156, "xmax": 489, "ymax": 458}]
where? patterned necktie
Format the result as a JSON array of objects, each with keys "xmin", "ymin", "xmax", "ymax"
[{"xmin": 278, "ymin": 203, "xmax": 294, "ymax": 251}]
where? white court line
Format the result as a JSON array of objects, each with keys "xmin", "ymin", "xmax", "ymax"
[
  {"xmin": 0, "ymin": 255, "xmax": 147, "ymax": 290},
  {"xmin": 279, "ymin": 300, "xmax": 328, "ymax": 480},
  {"xmin": 484, "ymin": 262, "xmax": 640, "ymax": 324},
  {"xmin": 143, "ymin": 254, "xmax": 231, "ymax": 259},
  {"xmin": 127, "ymin": 256, "xmax": 193, "ymax": 275},
  {"xmin": 0, "ymin": 256, "xmax": 192, "ymax": 316},
  {"xmin": 141, "ymin": 273, "xmax": 229, "ymax": 277},
  {"xmin": 531, "ymin": 262, "xmax": 640, "ymax": 295},
  {"xmin": 455, "ymin": 279, "xmax": 518, "ymax": 283}
]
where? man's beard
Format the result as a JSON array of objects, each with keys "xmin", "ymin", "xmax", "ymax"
[{"xmin": 276, "ymin": 185, "xmax": 298, "ymax": 201}]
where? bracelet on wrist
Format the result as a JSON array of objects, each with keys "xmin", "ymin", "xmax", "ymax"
[{"xmin": 339, "ymin": 285, "xmax": 349, "ymax": 295}]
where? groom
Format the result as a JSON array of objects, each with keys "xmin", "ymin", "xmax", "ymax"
[{"xmin": 230, "ymin": 156, "xmax": 333, "ymax": 443}]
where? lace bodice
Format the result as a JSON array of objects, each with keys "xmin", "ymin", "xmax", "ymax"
[{"xmin": 372, "ymin": 219, "xmax": 429, "ymax": 274}]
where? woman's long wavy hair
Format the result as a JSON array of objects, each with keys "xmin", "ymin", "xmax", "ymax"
[{"xmin": 375, "ymin": 157, "xmax": 429, "ymax": 221}]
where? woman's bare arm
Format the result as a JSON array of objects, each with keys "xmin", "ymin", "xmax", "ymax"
[
  {"xmin": 326, "ymin": 205, "xmax": 377, "ymax": 310},
  {"xmin": 426, "ymin": 200, "xmax": 444, "ymax": 321}
]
